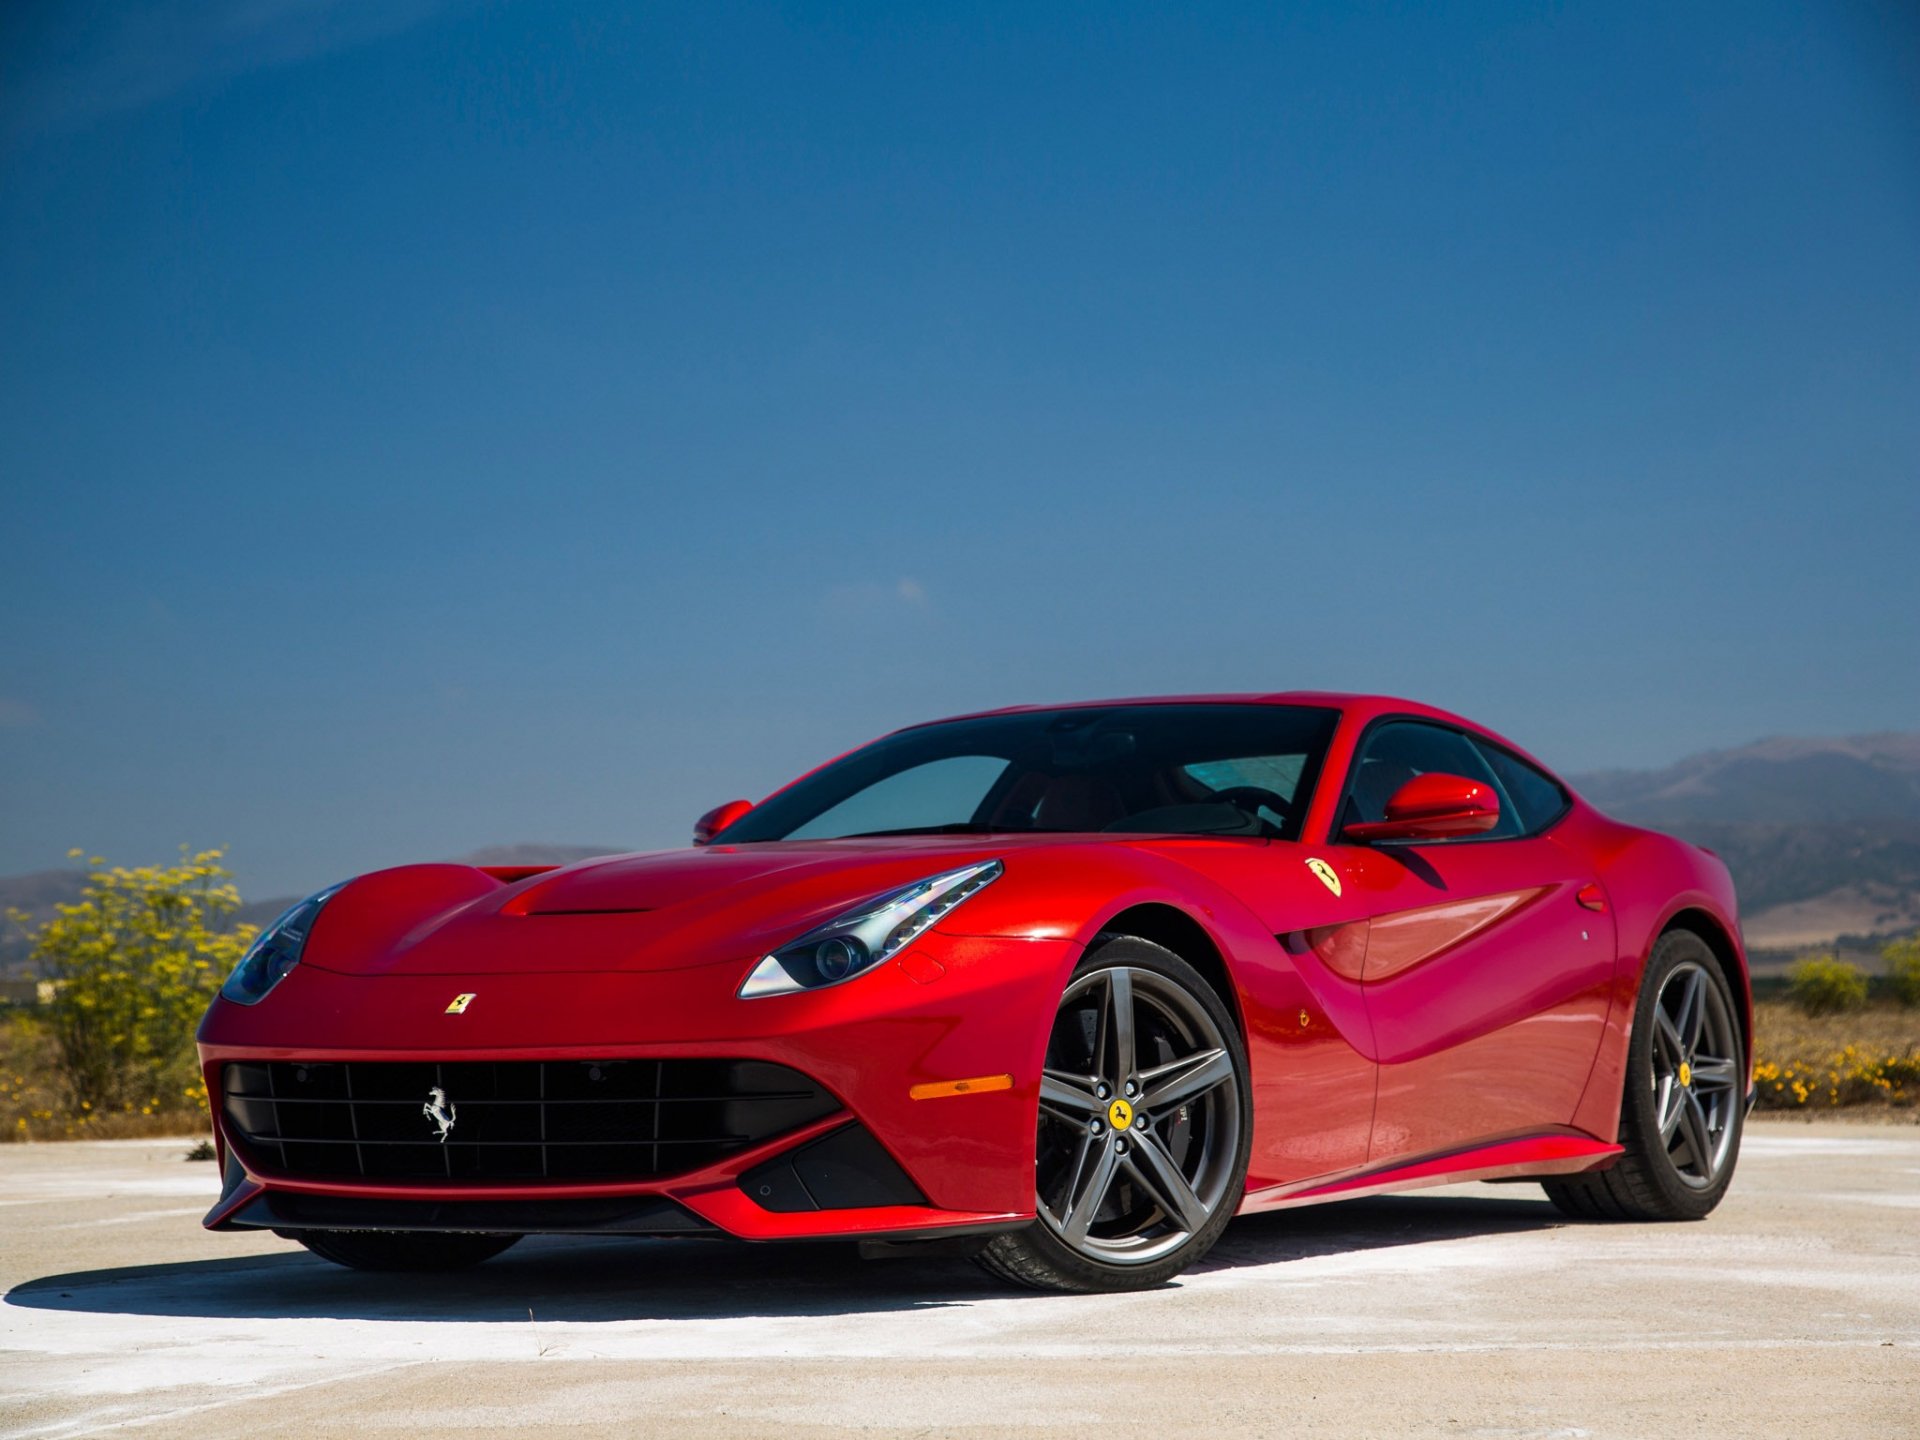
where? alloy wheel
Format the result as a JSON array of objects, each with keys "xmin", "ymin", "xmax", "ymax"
[
  {"xmin": 1035, "ymin": 965, "xmax": 1243, "ymax": 1265},
  {"xmin": 1649, "ymin": 960, "xmax": 1741, "ymax": 1188}
]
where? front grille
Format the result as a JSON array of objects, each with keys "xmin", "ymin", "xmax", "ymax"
[{"xmin": 222, "ymin": 1059, "xmax": 838, "ymax": 1183}]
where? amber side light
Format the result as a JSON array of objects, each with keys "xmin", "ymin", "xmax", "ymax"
[{"xmin": 909, "ymin": 1073, "xmax": 1015, "ymax": 1101}]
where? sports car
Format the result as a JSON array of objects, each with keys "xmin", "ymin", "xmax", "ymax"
[{"xmin": 198, "ymin": 693, "xmax": 1752, "ymax": 1291}]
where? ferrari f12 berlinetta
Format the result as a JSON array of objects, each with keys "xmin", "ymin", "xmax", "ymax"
[{"xmin": 199, "ymin": 694, "xmax": 1751, "ymax": 1291}]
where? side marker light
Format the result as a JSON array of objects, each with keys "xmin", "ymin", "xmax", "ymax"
[{"xmin": 909, "ymin": 1073, "xmax": 1015, "ymax": 1101}]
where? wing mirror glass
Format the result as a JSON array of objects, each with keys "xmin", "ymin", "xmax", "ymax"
[
  {"xmin": 1343, "ymin": 772, "xmax": 1500, "ymax": 843},
  {"xmin": 693, "ymin": 799, "xmax": 754, "ymax": 846}
]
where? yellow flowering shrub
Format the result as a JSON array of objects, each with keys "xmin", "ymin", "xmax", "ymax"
[{"xmin": 5, "ymin": 848, "xmax": 254, "ymax": 1121}]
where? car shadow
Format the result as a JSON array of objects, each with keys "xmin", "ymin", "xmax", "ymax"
[
  {"xmin": 1196, "ymin": 1190, "xmax": 1562, "ymax": 1275},
  {"xmin": 6, "ymin": 1191, "xmax": 1563, "ymax": 1325}
]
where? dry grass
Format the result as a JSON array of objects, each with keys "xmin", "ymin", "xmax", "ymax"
[
  {"xmin": 0, "ymin": 1011, "xmax": 209, "ymax": 1142},
  {"xmin": 1754, "ymin": 998, "xmax": 1920, "ymax": 1055}
]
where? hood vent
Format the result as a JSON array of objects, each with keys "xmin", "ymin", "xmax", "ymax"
[{"xmin": 519, "ymin": 907, "xmax": 657, "ymax": 917}]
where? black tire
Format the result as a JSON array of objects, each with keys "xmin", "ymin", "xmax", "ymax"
[
  {"xmin": 1544, "ymin": 929, "xmax": 1745, "ymax": 1222},
  {"xmin": 294, "ymin": 1230, "xmax": 522, "ymax": 1272},
  {"xmin": 977, "ymin": 935, "xmax": 1252, "ymax": 1292}
]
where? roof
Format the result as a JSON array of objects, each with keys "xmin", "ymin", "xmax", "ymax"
[
  {"xmin": 893, "ymin": 691, "xmax": 1559, "ymax": 782},
  {"xmin": 915, "ymin": 691, "xmax": 1478, "ymax": 731}
]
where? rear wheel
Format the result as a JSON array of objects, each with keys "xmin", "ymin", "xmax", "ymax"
[
  {"xmin": 294, "ymin": 1230, "xmax": 522, "ymax": 1271},
  {"xmin": 1544, "ymin": 929, "xmax": 1745, "ymax": 1221},
  {"xmin": 977, "ymin": 936, "xmax": 1251, "ymax": 1292}
]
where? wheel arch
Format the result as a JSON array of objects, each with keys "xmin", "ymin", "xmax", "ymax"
[
  {"xmin": 1096, "ymin": 902, "xmax": 1244, "ymax": 1039},
  {"xmin": 1660, "ymin": 906, "xmax": 1753, "ymax": 1064}
]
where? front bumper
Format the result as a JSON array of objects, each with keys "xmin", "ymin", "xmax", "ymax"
[{"xmin": 197, "ymin": 930, "xmax": 1075, "ymax": 1241}]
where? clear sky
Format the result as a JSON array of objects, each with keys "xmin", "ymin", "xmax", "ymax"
[{"xmin": 2, "ymin": 1, "xmax": 1917, "ymax": 899}]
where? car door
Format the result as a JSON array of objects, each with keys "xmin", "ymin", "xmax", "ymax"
[
  {"xmin": 1319, "ymin": 720, "xmax": 1616, "ymax": 1165},
  {"xmin": 1189, "ymin": 839, "xmax": 1379, "ymax": 1192},
  {"xmin": 1148, "ymin": 789, "xmax": 1379, "ymax": 1192}
]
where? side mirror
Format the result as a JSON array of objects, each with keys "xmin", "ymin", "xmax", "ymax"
[
  {"xmin": 1343, "ymin": 772, "xmax": 1500, "ymax": 843},
  {"xmin": 693, "ymin": 799, "xmax": 754, "ymax": 846}
]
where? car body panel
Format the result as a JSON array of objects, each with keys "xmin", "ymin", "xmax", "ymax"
[{"xmin": 1324, "ymin": 836, "xmax": 1615, "ymax": 1164}]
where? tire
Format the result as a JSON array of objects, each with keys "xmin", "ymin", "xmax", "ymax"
[
  {"xmin": 1544, "ymin": 929, "xmax": 1745, "ymax": 1222},
  {"xmin": 977, "ymin": 935, "xmax": 1252, "ymax": 1292},
  {"xmin": 293, "ymin": 1229, "xmax": 522, "ymax": 1272}
]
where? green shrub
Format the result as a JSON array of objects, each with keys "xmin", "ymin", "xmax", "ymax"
[
  {"xmin": 1887, "ymin": 936, "xmax": 1920, "ymax": 1009},
  {"xmin": 1787, "ymin": 953, "xmax": 1870, "ymax": 1017}
]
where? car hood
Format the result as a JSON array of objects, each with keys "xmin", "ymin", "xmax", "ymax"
[{"xmin": 303, "ymin": 835, "xmax": 1060, "ymax": 978}]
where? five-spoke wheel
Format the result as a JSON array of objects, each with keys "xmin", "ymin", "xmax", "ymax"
[
  {"xmin": 1544, "ymin": 927, "xmax": 1746, "ymax": 1221},
  {"xmin": 978, "ymin": 936, "xmax": 1250, "ymax": 1291},
  {"xmin": 1649, "ymin": 958, "xmax": 1741, "ymax": 1188}
]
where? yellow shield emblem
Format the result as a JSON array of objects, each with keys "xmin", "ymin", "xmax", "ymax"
[{"xmin": 1306, "ymin": 857, "xmax": 1342, "ymax": 897}]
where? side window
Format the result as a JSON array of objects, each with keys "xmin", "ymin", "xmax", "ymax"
[
  {"xmin": 1474, "ymin": 741, "xmax": 1570, "ymax": 835},
  {"xmin": 1342, "ymin": 721, "xmax": 1522, "ymax": 840}
]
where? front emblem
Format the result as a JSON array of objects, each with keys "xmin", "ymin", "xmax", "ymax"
[
  {"xmin": 1306, "ymin": 857, "xmax": 1342, "ymax": 897},
  {"xmin": 445, "ymin": 992, "xmax": 476, "ymax": 1015},
  {"xmin": 422, "ymin": 1086, "xmax": 457, "ymax": 1142},
  {"xmin": 1107, "ymin": 1097, "xmax": 1134, "ymax": 1131}
]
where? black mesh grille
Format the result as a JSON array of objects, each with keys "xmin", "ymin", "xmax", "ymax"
[{"xmin": 222, "ymin": 1059, "xmax": 838, "ymax": 1183}]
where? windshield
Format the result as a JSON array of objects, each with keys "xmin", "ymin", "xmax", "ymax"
[{"xmin": 718, "ymin": 703, "xmax": 1338, "ymax": 843}]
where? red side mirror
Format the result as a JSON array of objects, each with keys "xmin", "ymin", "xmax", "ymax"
[
  {"xmin": 693, "ymin": 799, "xmax": 754, "ymax": 846},
  {"xmin": 1344, "ymin": 772, "xmax": 1500, "ymax": 843}
]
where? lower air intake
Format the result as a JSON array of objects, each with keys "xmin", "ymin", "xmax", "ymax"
[{"xmin": 739, "ymin": 1123, "xmax": 927, "ymax": 1212}]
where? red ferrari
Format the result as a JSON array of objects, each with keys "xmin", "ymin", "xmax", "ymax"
[{"xmin": 198, "ymin": 694, "xmax": 1752, "ymax": 1291}]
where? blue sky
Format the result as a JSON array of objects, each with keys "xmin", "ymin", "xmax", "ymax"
[{"xmin": 2, "ymin": 1, "xmax": 1916, "ymax": 898}]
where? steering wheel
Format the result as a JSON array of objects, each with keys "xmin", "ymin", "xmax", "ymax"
[{"xmin": 1205, "ymin": 786, "xmax": 1293, "ymax": 832}]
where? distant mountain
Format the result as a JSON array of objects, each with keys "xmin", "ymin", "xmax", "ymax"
[
  {"xmin": 1574, "ymin": 734, "xmax": 1920, "ymax": 827},
  {"xmin": 1572, "ymin": 734, "xmax": 1920, "ymax": 951},
  {"xmin": 0, "ymin": 869, "xmax": 91, "ymax": 978},
  {"xmin": 9, "ymin": 738, "xmax": 1920, "ymax": 977},
  {"xmin": 0, "ymin": 844, "xmax": 627, "ymax": 979},
  {"xmin": 453, "ymin": 844, "xmax": 625, "ymax": 869}
]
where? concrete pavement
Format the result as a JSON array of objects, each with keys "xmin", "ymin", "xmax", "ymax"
[{"xmin": 3, "ymin": 1121, "xmax": 1916, "ymax": 1438}]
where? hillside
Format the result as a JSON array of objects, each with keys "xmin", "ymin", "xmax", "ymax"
[
  {"xmin": 1571, "ymin": 733, "xmax": 1920, "ymax": 950},
  {"xmin": 1574, "ymin": 733, "xmax": 1920, "ymax": 827}
]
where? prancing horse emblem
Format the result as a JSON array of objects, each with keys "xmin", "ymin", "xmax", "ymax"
[{"xmin": 422, "ymin": 1086, "xmax": 457, "ymax": 1142}]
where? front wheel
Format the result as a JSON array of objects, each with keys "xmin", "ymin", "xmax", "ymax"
[
  {"xmin": 293, "ymin": 1230, "xmax": 522, "ymax": 1272},
  {"xmin": 1545, "ymin": 929, "xmax": 1745, "ymax": 1221},
  {"xmin": 977, "ymin": 935, "xmax": 1251, "ymax": 1292}
]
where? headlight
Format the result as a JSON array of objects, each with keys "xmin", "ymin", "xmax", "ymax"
[
  {"xmin": 220, "ymin": 883, "xmax": 344, "ymax": 1005},
  {"xmin": 738, "ymin": 859, "xmax": 1003, "ymax": 999}
]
